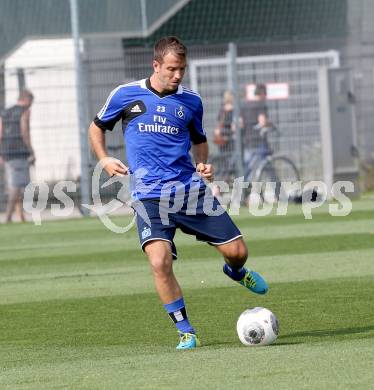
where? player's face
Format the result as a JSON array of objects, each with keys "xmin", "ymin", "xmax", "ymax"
[{"xmin": 153, "ymin": 52, "xmax": 186, "ymax": 92}]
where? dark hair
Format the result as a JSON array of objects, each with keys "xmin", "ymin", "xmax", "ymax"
[
  {"xmin": 153, "ymin": 36, "xmax": 187, "ymax": 63},
  {"xmin": 254, "ymin": 84, "xmax": 267, "ymax": 96},
  {"xmin": 18, "ymin": 89, "xmax": 34, "ymax": 101}
]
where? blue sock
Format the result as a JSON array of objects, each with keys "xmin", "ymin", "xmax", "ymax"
[
  {"xmin": 164, "ymin": 297, "xmax": 195, "ymax": 334},
  {"xmin": 223, "ymin": 263, "xmax": 247, "ymax": 281}
]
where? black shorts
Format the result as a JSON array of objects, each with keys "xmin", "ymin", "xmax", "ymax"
[{"xmin": 133, "ymin": 188, "xmax": 242, "ymax": 259}]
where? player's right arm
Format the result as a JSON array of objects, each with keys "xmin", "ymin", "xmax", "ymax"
[
  {"xmin": 88, "ymin": 86, "xmax": 129, "ymax": 177},
  {"xmin": 88, "ymin": 122, "xmax": 128, "ymax": 177}
]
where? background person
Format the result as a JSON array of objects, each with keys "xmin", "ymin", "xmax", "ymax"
[
  {"xmin": 212, "ymin": 90, "xmax": 237, "ymax": 196},
  {"xmin": 241, "ymin": 83, "xmax": 273, "ymax": 181},
  {"xmin": 0, "ymin": 90, "xmax": 35, "ymax": 223},
  {"xmin": 213, "ymin": 90, "xmax": 235, "ymax": 154},
  {"xmin": 214, "ymin": 91, "xmax": 235, "ymax": 180}
]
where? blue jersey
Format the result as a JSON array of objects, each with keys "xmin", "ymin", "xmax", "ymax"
[{"xmin": 94, "ymin": 78, "xmax": 207, "ymax": 200}]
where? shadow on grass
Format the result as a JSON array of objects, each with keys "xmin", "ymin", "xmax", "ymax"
[
  {"xmin": 205, "ymin": 325, "xmax": 374, "ymax": 348},
  {"xmin": 281, "ymin": 325, "xmax": 374, "ymax": 340},
  {"xmin": 267, "ymin": 341, "xmax": 302, "ymax": 346},
  {"xmin": 202, "ymin": 340, "xmax": 235, "ymax": 347},
  {"xmin": 203, "ymin": 338, "xmax": 303, "ymax": 347}
]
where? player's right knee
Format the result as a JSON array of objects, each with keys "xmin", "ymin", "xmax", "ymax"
[{"xmin": 149, "ymin": 256, "xmax": 173, "ymax": 277}]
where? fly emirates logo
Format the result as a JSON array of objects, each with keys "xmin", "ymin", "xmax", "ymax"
[{"xmin": 138, "ymin": 115, "xmax": 179, "ymax": 135}]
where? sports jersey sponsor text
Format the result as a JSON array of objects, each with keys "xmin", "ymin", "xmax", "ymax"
[{"xmin": 138, "ymin": 122, "xmax": 179, "ymax": 135}]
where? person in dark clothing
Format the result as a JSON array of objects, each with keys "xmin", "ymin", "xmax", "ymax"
[
  {"xmin": 213, "ymin": 90, "xmax": 237, "ymax": 184},
  {"xmin": 240, "ymin": 84, "xmax": 272, "ymax": 181},
  {"xmin": 0, "ymin": 90, "xmax": 34, "ymax": 223},
  {"xmin": 214, "ymin": 91, "xmax": 235, "ymax": 151}
]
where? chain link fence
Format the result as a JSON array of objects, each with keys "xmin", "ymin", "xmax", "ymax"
[{"xmin": 1, "ymin": 0, "xmax": 374, "ymax": 218}]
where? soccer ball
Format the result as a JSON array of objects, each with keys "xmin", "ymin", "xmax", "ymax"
[{"xmin": 236, "ymin": 307, "xmax": 279, "ymax": 346}]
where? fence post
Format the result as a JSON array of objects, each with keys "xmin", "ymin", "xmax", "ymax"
[
  {"xmin": 227, "ymin": 43, "xmax": 244, "ymax": 179},
  {"xmin": 69, "ymin": 0, "xmax": 90, "ymax": 215}
]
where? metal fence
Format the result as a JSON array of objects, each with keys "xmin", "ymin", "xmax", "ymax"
[
  {"xmin": 1, "ymin": 2, "xmax": 374, "ymax": 219},
  {"xmin": 190, "ymin": 50, "xmax": 340, "ymax": 182}
]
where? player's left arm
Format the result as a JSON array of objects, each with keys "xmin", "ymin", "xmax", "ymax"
[
  {"xmin": 192, "ymin": 142, "xmax": 213, "ymax": 181},
  {"xmin": 189, "ymin": 97, "xmax": 213, "ymax": 181}
]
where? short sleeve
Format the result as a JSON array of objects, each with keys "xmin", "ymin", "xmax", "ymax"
[
  {"xmin": 94, "ymin": 86, "xmax": 125, "ymax": 131},
  {"xmin": 188, "ymin": 98, "xmax": 207, "ymax": 144}
]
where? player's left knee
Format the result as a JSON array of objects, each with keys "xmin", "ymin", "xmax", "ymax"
[
  {"xmin": 226, "ymin": 239, "xmax": 248, "ymax": 264},
  {"xmin": 234, "ymin": 248, "xmax": 248, "ymax": 265}
]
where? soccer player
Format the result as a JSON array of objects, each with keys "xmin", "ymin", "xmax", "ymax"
[{"xmin": 88, "ymin": 36, "xmax": 268, "ymax": 350}]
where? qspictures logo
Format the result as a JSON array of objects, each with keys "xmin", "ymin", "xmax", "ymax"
[{"xmin": 23, "ymin": 159, "xmax": 354, "ymax": 233}]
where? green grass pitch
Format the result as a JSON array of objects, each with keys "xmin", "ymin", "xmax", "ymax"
[{"xmin": 1, "ymin": 200, "xmax": 374, "ymax": 389}]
